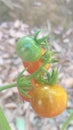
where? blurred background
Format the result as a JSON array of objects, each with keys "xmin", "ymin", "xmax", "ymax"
[
  {"xmin": 0, "ymin": 0, "xmax": 73, "ymax": 29},
  {"xmin": 0, "ymin": 0, "xmax": 73, "ymax": 130}
]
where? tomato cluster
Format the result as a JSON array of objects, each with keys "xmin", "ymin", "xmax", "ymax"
[{"xmin": 16, "ymin": 31, "xmax": 68, "ymax": 118}]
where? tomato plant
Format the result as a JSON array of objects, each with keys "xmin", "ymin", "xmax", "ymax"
[
  {"xmin": 30, "ymin": 84, "xmax": 68, "ymax": 117},
  {"xmin": 0, "ymin": 30, "xmax": 68, "ymax": 122},
  {"xmin": 16, "ymin": 36, "xmax": 42, "ymax": 62},
  {"xmin": 23, "ymin": 48, "xmax": 50, "ymax": 73}
]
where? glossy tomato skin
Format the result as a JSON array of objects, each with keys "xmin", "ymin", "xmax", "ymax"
[
  {"xmin": 23, "ymin": 48, "xmax": 50, "ymax": 73},
  {"xmin": 30, "ymin": 84, "xmax": 68, "ymax": 117},
  {"xmin": 16, "ymin": 36, "xmax": 42, "ymax": 62}
]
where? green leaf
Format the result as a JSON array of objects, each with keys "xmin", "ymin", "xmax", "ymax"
[{"xmin": 0, "ymin": 107, "xmax": 11, "ymax": 130}]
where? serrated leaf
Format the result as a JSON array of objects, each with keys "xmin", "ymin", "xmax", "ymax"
[{"xmin": 0, "ymin": 107, "xmax": 11, "ymax": 130}]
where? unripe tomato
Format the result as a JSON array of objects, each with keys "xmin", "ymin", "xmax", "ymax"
[
  {"xmin": 23, "ymin": 48, "xmax": 50, "ymax": 73},
  {"xmin": 30, "ymin": 84, "xmax": 68, "ymax": 117},
  {"xmin": 16, "ymin": 36, "xmax": 42, "ymax": 62}
]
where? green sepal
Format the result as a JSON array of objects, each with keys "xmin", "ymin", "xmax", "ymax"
[
  {"xmin": 36, "ymin": 69, "xmax": 59, "ymax": 85},
  {"xmin": 43, "ymin": 50, "xmax": 59, "ymax": 64},
  {"xmin": 36, "ymin": 35, "xmax": 48, "ymax": 44},
  {"xmin": 18, "ymin": 87, "xmax": 31, "ymax": 99},
  {"xmin": 35, "ymin": 73, "xmax": 48, "ymax": 85},
  {"xmin": 47, "ymin": 69, "xmax": 58, "ymax": 85},
  {"xmin": 34, "ymin": 30, "xmax": 41, "ymax": 40},
  {"xmin": 17, "ymin": 69, "xmax": 32, "ymax": 88},
  {"xmin": 34, "ymin": 30, "xmax": 49, "ymax": 44},
  {"xmin": 47, "ymin": 72, "xmax": 51, "ymax": 81},
  {"xmin": 17, "ymin": 70, "xmax": 33, "ymax": 99}
]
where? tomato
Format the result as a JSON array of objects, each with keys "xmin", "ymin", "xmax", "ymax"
[
  {"xmin": 16, "ymin": 36, "xmax": 42, "ymax": 62},
  {"xmin": 30, "ymin": 84, "xmax": 68, "ymax": 117},
  {"xmin": 23, "ymin": 48, "xmax": 50, "ymax": 73}
]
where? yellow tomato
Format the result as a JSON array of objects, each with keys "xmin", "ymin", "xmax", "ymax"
[{"xmin": 30, "ymin": 84, "xmax": 68, "ymax": 118}]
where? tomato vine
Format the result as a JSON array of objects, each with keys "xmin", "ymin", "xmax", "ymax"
[{"xmin": 0, "ymin": 30, "xmax": 69, "ymax": 121}]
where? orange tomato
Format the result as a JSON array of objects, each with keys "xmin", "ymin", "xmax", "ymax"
[
  {"xmin": 23, "ymin": 48, "xmax": 50, "ymax": 74},
  {"xmin": 30, "ymin": 84, "xmax": 68, "ymax": 117}
]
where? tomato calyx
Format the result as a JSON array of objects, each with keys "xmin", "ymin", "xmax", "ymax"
[
  {"xmin": 35, "ymin": 69, "xmax": 58, "ymax": 85},
  {"xmin": 33, "ymin": 30, "xmax": 49, "ymax": 45},
  {"xmin": 47, "ymin": 69, "xmax": 58, "ymax": 85},
  {"xmin": 17, "ymin": 70, "xmax": 33, "ymax": 99},
  {"xmin": 42, "ymin": 50, "xmax": 59, "ymax": 64}
]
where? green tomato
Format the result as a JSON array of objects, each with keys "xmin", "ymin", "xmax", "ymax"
[{"xmin": 16, "ymin": 36, "xmax": 42, "ymax": 62}]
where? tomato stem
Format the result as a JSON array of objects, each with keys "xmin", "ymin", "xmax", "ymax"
[
  {"xmin": 0, "ymin": 83, "xmax": 17, "ymax": 91},
  {"xmin": 0, "ymin": 61, "xmax": 47, "ymax": 92},
  {"xmin": 62, "ymin": 113, "xmax": 73, "ymax": 130},
  {"xmin": 27, "ymin": 61, "xmax": 49, "ymax": 80}
]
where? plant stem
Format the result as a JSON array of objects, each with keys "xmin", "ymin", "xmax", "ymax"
[
  {"xmin": 27, "ymin": 61, "xmax": 49, "ymax": 80},
  {"xmin": 0, "ymin": 60, "xmax": 50, "ymax": 92},
  {"xmin": 0, "ymin": 83, "xmax": 17, "ymax": 92},
  {"xmin": 0, "ymin": 62, "xmax": 47, "ymax": 92},
  {"xmin": 62, "ymin": 113, "xmax": 73, "ymax": 130}
]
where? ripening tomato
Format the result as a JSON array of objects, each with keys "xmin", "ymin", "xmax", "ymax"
[
  {"xmin": 16, "ymin": 36, "xmax": 42, "ymax": 62},
  {"xmin": 30, "ymin": 84, "xmax": 68, "ymax": 117},
  {"xmin": 23, "ymin": 48, "xmax": 50, "ymax": 73}
]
